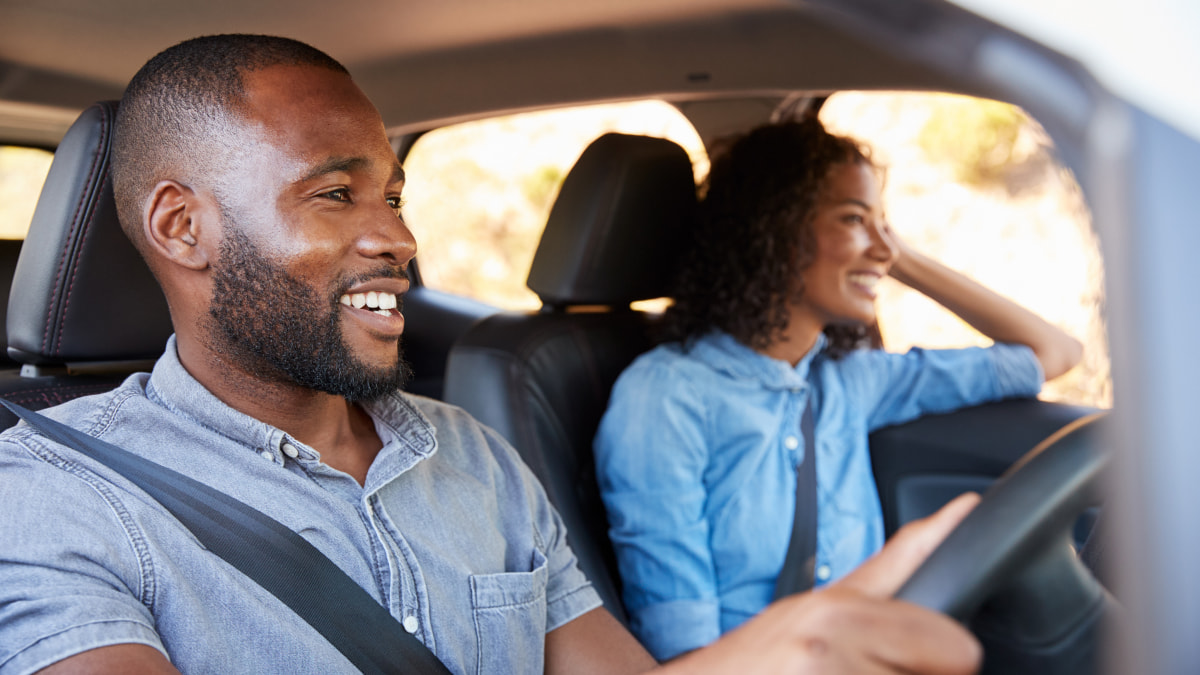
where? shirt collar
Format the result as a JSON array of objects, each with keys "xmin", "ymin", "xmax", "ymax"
[
  {"xmin": 144, "ymin": 335, "xmax": 438, "ymax": 484},
  {"xmin": 689, "ymin": 330, "xmax": 826, "ymax": 390}
]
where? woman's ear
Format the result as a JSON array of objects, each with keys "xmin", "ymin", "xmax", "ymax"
[{"xmin": 144, "ymin": 179, "xmax": 214, "ymax": 271}]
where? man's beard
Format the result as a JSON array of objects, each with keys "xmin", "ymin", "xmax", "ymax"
[{"xmin": 205, "ymin": 227, "xmax": 411, "ymax": 402}]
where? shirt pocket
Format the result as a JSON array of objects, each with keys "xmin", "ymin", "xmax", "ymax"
[{"xmin": 469, "ymin": 547, "xmax": 549, "ymax": 675}]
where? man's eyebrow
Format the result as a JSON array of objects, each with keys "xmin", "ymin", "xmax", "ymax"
[{"xmin": 298, "ymin": 157, "xmax": 405, "ymax": 184}]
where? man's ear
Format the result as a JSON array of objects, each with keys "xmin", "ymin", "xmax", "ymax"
[{"xmin": 144, "ymin": 180, "xmax": 216, "ymax": 270}]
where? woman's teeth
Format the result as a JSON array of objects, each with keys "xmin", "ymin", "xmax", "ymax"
[
  {"xmin": 339, "ymin": 291, "xmax": 398, "ymax": 316},
  {"xmin": 847, "ymin": 273, "xmax": 880, "ymax": 291}
]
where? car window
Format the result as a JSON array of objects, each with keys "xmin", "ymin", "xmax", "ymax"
[
  {"xmin": 0, "ymin": 145, "xmax": 53, "ymax": 239},
  {"xmin": 400, "ymin": 100, "xmax": 708, "ymax": 311},
  {"xmin": 819, "ymin": 92, "xmax": 1109, "ymax": 409}
]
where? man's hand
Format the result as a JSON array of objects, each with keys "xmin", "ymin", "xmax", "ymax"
[{"xmin": 657, "ymin": 493, "xmax": 983, "ymax": 674}]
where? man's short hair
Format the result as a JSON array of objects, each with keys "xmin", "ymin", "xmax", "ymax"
[{"xmin": 112, "ymin": 34, "xmax": 348, "ymax": 248}]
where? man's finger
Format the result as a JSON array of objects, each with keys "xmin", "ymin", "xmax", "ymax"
[{"xmin": 838, "ymin": 492, "xmax": 980, "ymax": 597}]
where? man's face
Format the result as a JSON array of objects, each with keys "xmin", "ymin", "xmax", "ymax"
[{"xmin": 202, "ymin": 64, "xmax": 417, "ymax": 400}]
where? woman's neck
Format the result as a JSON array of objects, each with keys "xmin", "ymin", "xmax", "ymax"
[{"xmin": 758, "ymin": 309, "xmax": 825, "ymax": 367}]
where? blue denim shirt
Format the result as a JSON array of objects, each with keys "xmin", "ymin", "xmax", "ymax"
[
  {"xmin": 594, "ymin": 331, "xmax": 1042, "ymax": 660},
  {"xmin": 0, "ymin": 337, "xmax": 600, "ymax": 675}
]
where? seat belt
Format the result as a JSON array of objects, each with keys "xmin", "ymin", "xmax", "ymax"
[
  {"xmin": 1, "ymin": 400, "xmax": 452, "ymax": 675},
  {"xmin": 773, "ymin": 400, "xmax": 818, "ymax": 599}
]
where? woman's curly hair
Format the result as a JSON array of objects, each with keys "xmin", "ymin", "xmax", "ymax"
[{"xmin": 663, "ymin": 118, "xmax": 878, "ymax": 357}]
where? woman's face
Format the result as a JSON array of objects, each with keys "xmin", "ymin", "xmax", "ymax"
[{"xmin": 792, "ymin": 160, "xmax": 897, "ymax": 328}]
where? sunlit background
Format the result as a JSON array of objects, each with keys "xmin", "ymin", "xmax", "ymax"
[
  {"xmin": 0, "ymin": 92, "xmax": 1110, "ymax": 408},
  {"xmin": 403, "ymin": 92, "xmax": 1109, "ymax": 408}
]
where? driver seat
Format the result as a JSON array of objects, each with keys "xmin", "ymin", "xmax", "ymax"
[
  {"xmin": 442, "ymin": 133, "xmax": 699, "ymax": 624},
  {"xmin": 0, "ymin": 100, "xmax": 174, "ymax": 429}
]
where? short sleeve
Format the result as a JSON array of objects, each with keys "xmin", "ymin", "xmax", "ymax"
[
  {"xmin": 526, "ymin": 475, "xmax": 605, "ymax": 632},
  {"xmin": 836, "ymin": 343, "xmax": 1044, "ymax": 432},
  {"xmin": 594, "ymin": 354, "xmax": 721, "ymax": 660},
  {"xmin": 0, "ymin": 435, "xmax": 166, "ymax": 675}
]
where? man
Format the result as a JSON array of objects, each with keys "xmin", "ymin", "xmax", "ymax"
[{"xmin": 0, "ymin": 35, "xmax": 981, "ymax": 674}]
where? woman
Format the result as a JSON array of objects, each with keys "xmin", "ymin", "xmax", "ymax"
[{"xmin": 593, "ymin": 118, "xmax": 1082, "ymax": 661}]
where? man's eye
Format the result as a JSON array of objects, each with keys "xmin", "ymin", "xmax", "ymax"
[
  {"xmin": 387, "ymin": 197, "xmax": 406, "ymax": 214},
  {"xmin": 323, "ymin": 188, "xmax": 351, "ymax": 202}
]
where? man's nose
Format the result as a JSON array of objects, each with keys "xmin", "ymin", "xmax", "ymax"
[{"xmin": 357, "ymin": 202, "xmax": 417, "ymax": 266}]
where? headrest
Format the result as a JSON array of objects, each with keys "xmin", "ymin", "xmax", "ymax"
[
  {"xmin": 526, "ymin": 133, "xmax": 698, "ymax": 307},
  {"xmin": 7, "ymin": 101, "xmax": 173, "ymax": 367}
]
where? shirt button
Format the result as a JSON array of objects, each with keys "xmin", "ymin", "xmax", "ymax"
[
  {"xmin": 816, "ymin": 564, "xmax": 832, "ymax": 582},
  {"xmin": 259, "ymin": 450, "xmax": 274, "ymax": 462},
  {"xmin": 784, "ymin": 436, "xmax": 800, "ymax": 450},
  {"xmin": 281, "ymin": 442, "xmax": 299, "ymax": 459},
  {"xmin": 402, "ymin": 615, "xmax": 419, "ymax": 634}
]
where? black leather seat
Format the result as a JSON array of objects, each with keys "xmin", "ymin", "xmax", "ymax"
[
  {"xmin": 0, "ymin": 101, "xmax": 173, "ymax": 429},
  {"xmin": 442, "ymin": 133, "xmax": 699, "ymax": 623},
  {"xmin": 0, "ymin": 238, "xmax": 24, "ymax": 370}
]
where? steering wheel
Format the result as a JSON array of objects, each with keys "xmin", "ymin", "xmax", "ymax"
[{"xmin": 894, "ymin": 412, "xmax": 1116, "ymax": 674}]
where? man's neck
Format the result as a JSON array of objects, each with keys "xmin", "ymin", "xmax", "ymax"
[{"xmin": 177, "ymin": 338, "xmax": 384, "ymax": 486}]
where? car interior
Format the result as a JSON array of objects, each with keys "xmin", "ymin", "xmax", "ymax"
[
  {"xmin": 0, "ymin": 93, "xmax": 1100, "ymax": 630},
  {"xmin": 10, "ymin": 0, "xmax": 1200, "ymax": 670}
]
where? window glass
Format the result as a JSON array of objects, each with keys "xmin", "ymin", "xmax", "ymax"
[
  {"xmin": 819, "ymin": 92, "xmax": 1109, "ymax": 408},
  {"xmin": 0, "ymin": 145, "xmax": 53, "ymax": 239},
  {"xmin": 401, "ymin": 101, "xmax": 707, "ymax": 310}
]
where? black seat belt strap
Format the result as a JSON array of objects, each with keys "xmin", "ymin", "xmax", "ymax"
[
  {"xmin": 2, "ymin": 400, "xmax": 452, "ymax": 675},
  {"xmin": 773, "ymin": 399, "xmax": 818, "ymax": 599}
]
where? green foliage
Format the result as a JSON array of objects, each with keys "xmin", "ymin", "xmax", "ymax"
[
  {"xmin": 917, "ymin": 98, "xmax": 1029, "ymax": 187},
  {"xmin": 521, "ymin": 165, "xmax": 564, "ymax": 209}
]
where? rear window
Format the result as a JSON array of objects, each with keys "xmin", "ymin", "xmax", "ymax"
[
  {"xmin": 400, "ymin": 100, "xmax": 707, "ymax": 310},
  {"xmin": 0, "ymin": 145, "xmax": 53, "ymax": 239}
]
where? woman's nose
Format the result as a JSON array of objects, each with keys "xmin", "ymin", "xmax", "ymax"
[{"xmin": 868, "ymin": 221, "xmax": 898, "ymax": 263}]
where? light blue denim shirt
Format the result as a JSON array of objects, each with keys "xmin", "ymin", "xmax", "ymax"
[
  {"xmin": 594, "ymin": 331, "xmax": 1042, "ymax": 660},
  {"xmin": 0, "ymin": 336, "xmax": 600, "ymax": 675}
]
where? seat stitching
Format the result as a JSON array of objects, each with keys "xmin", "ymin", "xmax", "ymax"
[{"xmin": 52, "ymin": 105, "xmax": 112, "ymax": 355}]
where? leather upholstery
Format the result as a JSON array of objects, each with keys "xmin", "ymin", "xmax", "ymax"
[
  {"xmin": 444, "ymin": 133, "xmax": 699, "ymax": 623},
  {"xmin": 7, "ymin": 101, "xmax": 172, "ymax": 366},
  {"xmin": 0, "ymin": 101, "xmax": 172, "ymax": 428},
  {"xmin": 527, "ymin": 133, "xmax": 697, "ymax": 307},
  {"xmin": 0, "ymin": 239, "xmax": 23, "ymax": 369}
]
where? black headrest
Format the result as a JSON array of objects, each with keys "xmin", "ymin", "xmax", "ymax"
[
  {"xmin": 7, "ymin": 101, "xmax": 173, "ymax": 367},
  {"xmin": 526, "ymin": 133, "xmax": 698, "ymax": 308}
]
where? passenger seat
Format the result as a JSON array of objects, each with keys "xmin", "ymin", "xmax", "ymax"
[{"xmin": 442, "ymin": 133, "xmax": 699, "ymax": 624}]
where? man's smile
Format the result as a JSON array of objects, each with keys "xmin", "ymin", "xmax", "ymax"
[{"xmin": 340, "ymin": 290, "xmax": 401, "ymax": 316}]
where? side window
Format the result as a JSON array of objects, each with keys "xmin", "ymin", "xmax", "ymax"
[
  {"xmin": 401, "ymin": 101, "xmax": 707, "ymax": 310},
  {"xmin": 0, "ymin": 145, "xmax": 53, "ymax": 239},
  {"xmin": 819, "ymin": 92, "xmax": 1109, "ymax": 408}
]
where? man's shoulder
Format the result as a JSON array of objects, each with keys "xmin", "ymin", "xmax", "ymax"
[{"xmin": 0, "ymin": 372, "xmax": 152, "ymax": 445}]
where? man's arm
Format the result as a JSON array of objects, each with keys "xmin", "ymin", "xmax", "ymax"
[
  {"xmin": 36, "ymin": 644, "xmax": 179, "ymax": 675},
  {"xmin": 546, "ymin": 606, "xmax": 659, "ymax": 674},
  {"xmin": 546, "ymin": 493, "xmax": 983, "ymax": 675}
]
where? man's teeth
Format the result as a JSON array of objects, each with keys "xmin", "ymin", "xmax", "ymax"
[
  {"xmin": 338, "ymin": 291, "xmax": 398, "ymax": 312},
  {"xmin": 847, "ymin": 273, "xmax": 880, "ymax": 290}
]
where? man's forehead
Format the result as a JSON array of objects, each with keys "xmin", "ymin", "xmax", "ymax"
[{"xmin": 232, "ymin": 64, "xmax": 396, "ymax": 177}]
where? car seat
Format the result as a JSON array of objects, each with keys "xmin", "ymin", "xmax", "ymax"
[
  {"xmin": 0, "ymin": 101, "xmax": 173, "ymax": 429},
  {"xmin": 442, "ymin": 133, "xmax": 699, "ymax": 624}
]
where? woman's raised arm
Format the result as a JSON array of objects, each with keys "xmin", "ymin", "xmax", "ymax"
[{"xmin": 886, "ymin": 229, "xmax": 1083, "ymax": 381}]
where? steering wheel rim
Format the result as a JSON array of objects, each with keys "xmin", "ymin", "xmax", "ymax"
[{"xmin": 894, "ymin": 412, "xmax": 1114, "ymax": 672}]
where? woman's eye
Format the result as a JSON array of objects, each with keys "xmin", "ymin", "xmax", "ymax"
[
  {"xmin": 842, "ymin": 213, "xmax": 865, "ymax": 225},
  {"xmin": 323, "ymin": 188, "xmax": 351, "ymax": 202},
  {"xmin": 386, "ymin": 196, "xmax": 406, "ymax": 214}
]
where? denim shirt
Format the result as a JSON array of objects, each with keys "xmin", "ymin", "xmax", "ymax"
[
  {"xmin": 0, "ymin": 337, "xmax": 600, "ymax": 675},
  {"xmin": 594, "ymin": 331, "xmax": 1042, "ymax": 660}
]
